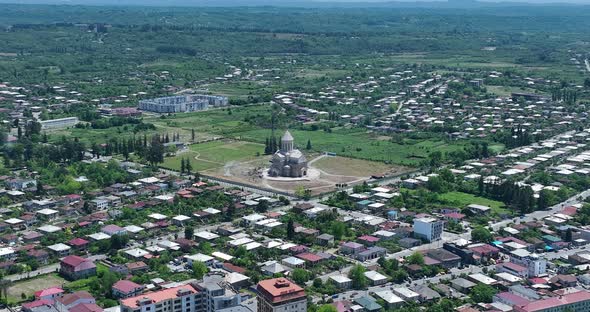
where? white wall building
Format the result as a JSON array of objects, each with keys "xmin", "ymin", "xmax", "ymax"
[
  {"xmin": 413, "ymin": 217, "xmax": 444, "ymax": 242},
  {"xmin": 120, "ymin": 285, "xmax": 202, "ymax": 312},
  {"xmin": 39, "ymin": 117, "xmax": 80, "ymax": 130}
]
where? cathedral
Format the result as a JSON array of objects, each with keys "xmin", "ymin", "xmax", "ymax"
[{"xmin": 268, "ymin": 131, "xmax": 308, "ymax": 178}]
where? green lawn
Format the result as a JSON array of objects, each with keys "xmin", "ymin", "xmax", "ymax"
[
  {"xmin": 439, "ymin": 191, "xmax": 510, "ymax": 216},
  {"xmin": 161, "ymin": 140, "xmax": 264, "ymax": 172}
]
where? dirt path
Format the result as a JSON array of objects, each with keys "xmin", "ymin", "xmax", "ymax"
[{"xmin": 193, "ymin": 152, "xmax": 223, "ymax": 165}]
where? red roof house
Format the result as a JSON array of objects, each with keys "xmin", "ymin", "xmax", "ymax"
[
  {"xmin": 60, "ymin": 256, "xmax": 96, "ymax": 280},
  {"xmin": 34, "ymin": 286, "xmax": 64, "ymax": 300},
  {"xmin": 112, "ymin": 280, "xmax": 144, "ymax": 299}
]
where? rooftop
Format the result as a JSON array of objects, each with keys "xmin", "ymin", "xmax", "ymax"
[
  {"xmin": 121, "ymin": 284, "xmax": 198, "ymax": 308},
  {"xmin": 515, "ymin": 291, "xmax": 590, "ymax": 312},
  {"xmin": 257, "ymin": 278, "xmax": 306, "ymax": 304}
]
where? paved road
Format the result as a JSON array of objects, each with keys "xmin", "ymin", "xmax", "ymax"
[
  {"xmin": 490, "ymin": 188, "xmax": 590, "ymax": 231},
  {"xmin": 6, "ymin": 254, "xmax": 107, "ymax": 282},
  {"xmin": 6, "ymin": 263, "xmax": 60, "ymax": 282},
  {"xmin": 544, "ymin": 245, "xmax": 590, "ymax": 261}
]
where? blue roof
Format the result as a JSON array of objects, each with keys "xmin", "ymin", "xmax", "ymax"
[
  {"xmin": 542, "ymin": 235, "xmax": 562, "ymax": 243},
  {"xmin": 492, "ymin": 240, "xmax": 503, "ymax": 246},
  {"xmin": 355, "ymin": 296, "xmax": 382, "ymax": 311}
]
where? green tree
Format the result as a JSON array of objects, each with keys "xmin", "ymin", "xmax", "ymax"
[
  {"xmin": 306, "ymin": 139, "xmax": 312, "ymax": 150},
  {"xmin": 225, "ymin": 201, "xmax": 236, "ymax": 221},
  {"xmin": 537, "ymin": 189, "xmax": 555, "ymax": 210},
  {"xmin": 100, "ymin": 270, "xmax": 119, "ymax": 297},
  {"xmin": 146, "ymin": 135, "xmax": 164, "ymax": 166},
  {"xmin": 406, "ymin": 252, "xmax": 425, "ymax": 265},
  {"xmin": 429, "ymin": 299, "xmax": 456, "ymax": 312},
  {"xmin": 192, "ymin": 261, "xmax": 208, "ymax": 280},
  {"xmin": 313, "ymin": 278, "xmax": 323, "ymax": 288},
  {"xmin": 287, "ymin": 219, "xmax": 295, "ymax": 239},
  {"xmin": 256, "ymin": 199, "xmax": 269, "ymax": 213},
  {"xmin": 184, "ymin": 226, "xmax": 194, "ymax": 240},
  {"xmin": 428, "ymin": 151, "xmax": 443, "ymax": 168},
  {"xmin": 291, "ymin": 268, "xmax": 310, "ymax": 284},
  {"xmin": 199, "ymin": 241, "xmax": 213, "ymax": 254},
  {"xmin": 348, "ymin": 264, "xmax": 367, "ymax": 289},
  {"xmin": 0, "ymin": 274, "xmax": 11, "ymax": 302},
  {"xmin": 478, "ymin": 176, "xmax": 485, "ymax": 195},
  {"xmin": 110, "ymin": 234, "xmax": 129, "ymax": 250},
  {"xmin": 471, "ymin": 226, "xmax": 493, "ymax": 243},
  {"xmin": 391, "ymin": 269, "xmax": 408, "ymax": 283},
  {"xmin": 331, "ymin": 222, "xmax": 346, "ymax": 240},
  {"xmin": 185, "ymin": 158, "xmax": 193, "ymax": 175},
  {"xmin": 470, "ymin": 284, "xmax": 497, "ymax": 303},
  {"xmin": 317, "ymin": 305, "xmax": 337, "ymax": 312}
]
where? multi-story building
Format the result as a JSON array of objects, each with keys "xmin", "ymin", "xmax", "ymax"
[
  {"xmin": 112, "ymin": 280, "xmax": 145, "ymax": 299},
  {"xmin": 413, "ymin": 217, "xmax": 444, "ymax": 242},
  {"xmin": 138, "ymin": 95, "xmax": 228, "ymax": 113},
  {"xmin": 509, "ymin": 249, "xmax": 547, "ymax": 277},
  {"xmin": 514, "ymin": 290, "xmax": 590, "ymax": 312},
  {"xmin": 257, "ymin": 278, "xmax": 306, "ymax": 312},
  {"xmin": 54, "ymin": 291, "xmax": 96, "ymax": 312},
  {"xmin": 193, "ymin": 273, "xmax": 242, "ymax": 312},
  {"xmin": 39, "ymin": 117, "xmax": 80, "ymax": 130},
  {"xmin": 59, "ymin": 256, "xmax": 96, "ymax": 280},
  {"xmin": 120, "ymin": 285, "xmax": 203, "ymax": 312}
]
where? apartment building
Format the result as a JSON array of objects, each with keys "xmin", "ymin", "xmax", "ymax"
[
  {"xmin": 39, "ymin": 117, "xmax": 80, "ymax": 130},
  {"xmin": 138, "ymin": 95, "xmax": 228, "ymax": 113},
  {"xmin": 120, "ymin": 285, "xmax": 203, "ymax": 312},
  {"xmin": 257, "ymin": 278, "xmax": 306, "ymax": 312},
  {"xmin": 193, "ymin": 274, "xmax": 242, "ymax": 312},
  {"xmin": 413, "ymin": 217, "xmax": 444, "ymax": 242},
  {"xmin": 514, "ymin": 290, "xmax": 590, "ymax": 312}
]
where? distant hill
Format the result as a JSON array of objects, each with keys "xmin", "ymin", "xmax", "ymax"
[{"xmin": 0, "ymin": 0, "xmax": 587, "ymax": 8}]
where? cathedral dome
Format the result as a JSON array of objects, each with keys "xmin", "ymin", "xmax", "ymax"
[{"xmin": 282, "ymin": 131, "xmax": 294, "ymax": 142}]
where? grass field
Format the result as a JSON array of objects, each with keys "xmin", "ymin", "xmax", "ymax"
[
  {"xmin": 486, "ymin": 85, "xmax": 542, "ymax": 97},
  {"xmin": 161, "ymin": 140, "xmax": 264, "ymax": 172},
  {"xmin": 312, "ymin": 155, "xmax": 409, "ymax": 177},
  {"xmin": 146, "ymin": 105, "xmax": 267, "ymax": 136},
  {"xmin": 439, "ymin": 191, "xmax": 510, "ymax": 216},
  {"xmin": 7, "ymin": 274, "xmax": 66, "ymax": 303},
  {"xmin": 239, "ymin": 129, "xmax": 468, "ymax": 166},
  {"xmin": 147, "ymin": 105, "xmax": 472, "ymax": 167},
  {"xmin": 205, "ymin": 82, "xmax": 280, "ymax": 99}
]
